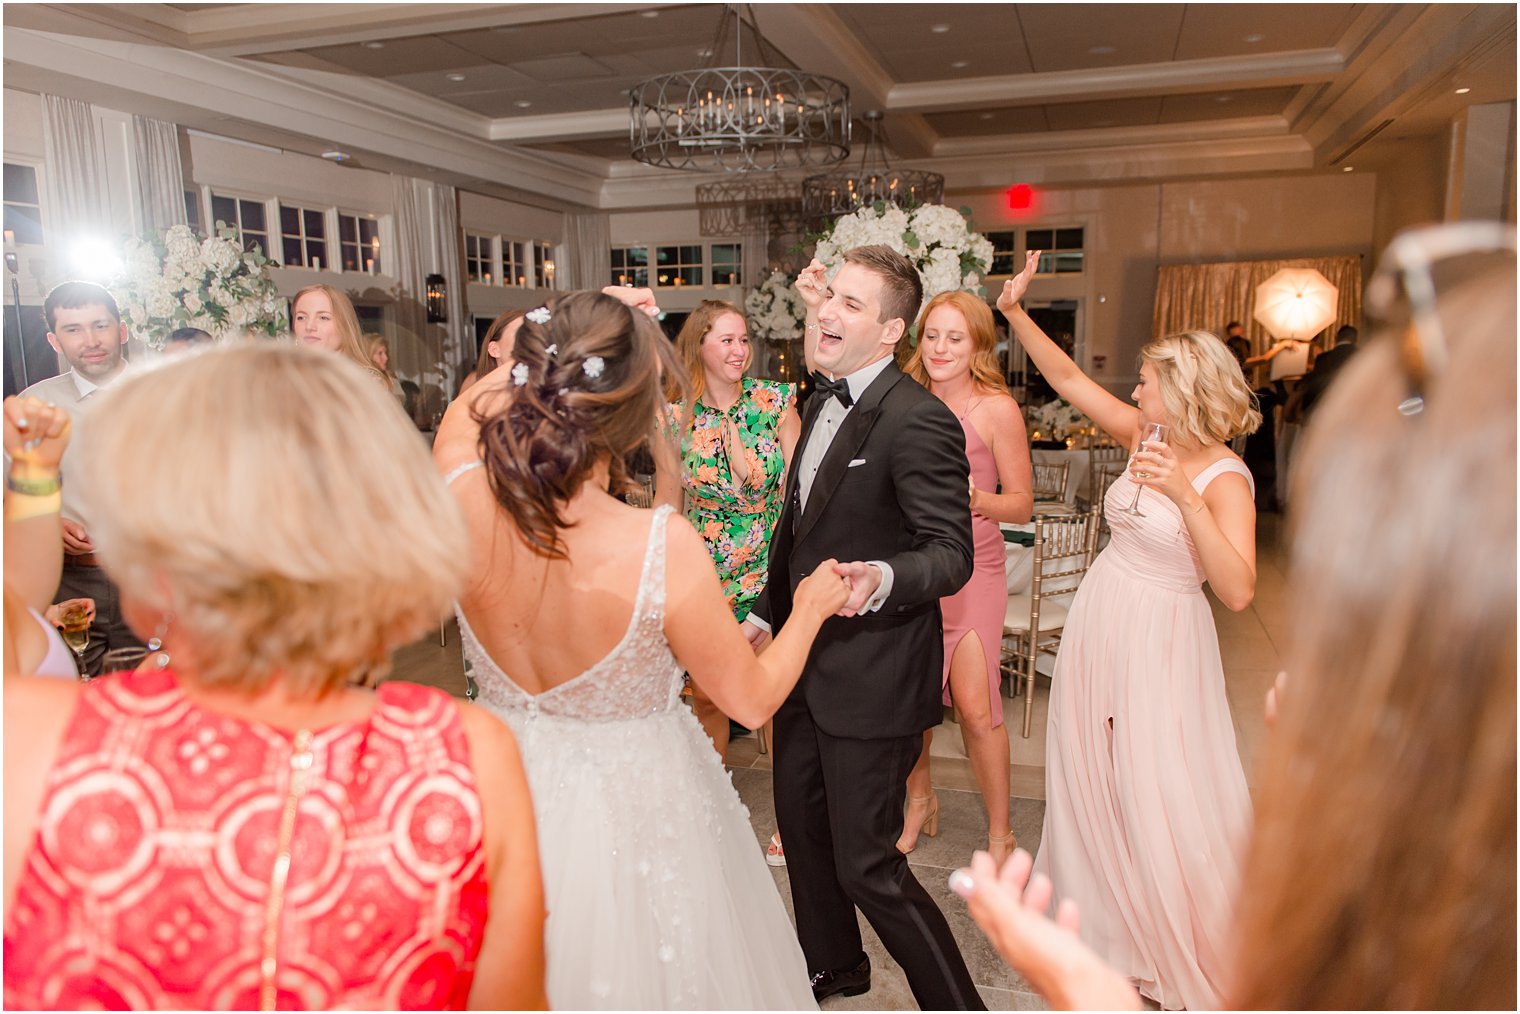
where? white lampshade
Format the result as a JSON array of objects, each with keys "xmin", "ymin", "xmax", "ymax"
[{"xmin": 1253, "ymin": 268, "xmax": 1339, "ymax": 340}]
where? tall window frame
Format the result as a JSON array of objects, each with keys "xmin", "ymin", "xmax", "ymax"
[
  {"xmin": 1026, "ymin": 227, "xmax": 1085, "ymax": 276},
  {"xmin": 464, "ymin": 232, "xmax": 495, "ymax": 284},
  {"xmin": 279, "ymin": 202, "xmax": 330, "ymax": 270},
  {"xmin": 209, "ymin": 190, "xmax": 272, "ymax": 258},
  {"xmin": 338, "ymin": 211, "xmax": 383, "ymax": 274}
]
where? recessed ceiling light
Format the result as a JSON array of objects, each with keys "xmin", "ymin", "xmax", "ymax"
[
  {"xmin": 951, "ymin": 60, "xmax": 969, "ymax": 68},
  {"xmin": 1215, "ymin": 95, "xmax": 1234, "ymax": 103},
  {"xmin": 514, "ymin": 99, "xmax": 533, "ymax": 108},
  {"xmin": 362, "ymin": 41, "xmax": 384, "ymax": 50},
  {"xmin": 931, "ymin": 23, "xmax": 950, "ymax": 33},
  {"xmin": 978, "ymin": 112, "xmax": 995, "ymax": 120},
  {"xmin": 1456, "ymin": 87, "xmax": 1472, "ymax": 94},
  {"xmin": 446, "ymin": 73, "xmax": 466, "ymax": 82},
  {"xmin": 321, "ymin": 150, "xmax": 351, "ymax": 162},
  {"xmin": 1342, "ymin": 166, "xmax": 1354, "ymax": 172},
  {"xmin": 640, "ymin": 10, "xmax": 659, "ymax": 17},
  {"xmin": 1244, "ymin": 33, "xmax": 1266, "ymax": 43},
  {"xmin": 1088, "ymin": 45, "xmax": 1116, "ymax": 55}
]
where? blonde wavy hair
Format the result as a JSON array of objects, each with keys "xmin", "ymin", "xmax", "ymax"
[
  {"xmin": 674, "ymin": 299, "xmax": 750, "ymax": 405},
  {"xmin": 75, "ymin": 343, "xmax": 469, "ymax": 695},
  {"xmin": 1140, "ymin": 329, "xmax": 1261, "ymax": 446},
  {"xmin": 904, "ymin": 291, "xmax": 1009, "ymax": 395}
]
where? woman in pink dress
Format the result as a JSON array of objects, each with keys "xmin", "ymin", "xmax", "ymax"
[
  {"xmin": 999, "ymin": 252, "xmax": 1261, "ymax": 1009},
  {"xmin": 898, "ymin": 292, "xmax": 1033, "ymax": 866}
]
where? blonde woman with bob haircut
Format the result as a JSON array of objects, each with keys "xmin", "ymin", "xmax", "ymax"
[
  {"xmin": 292, "ymin": 283, "xmax": 387, "ymax": 385},
  {"xmin": 655, "ymin": 299, "xmax": 800, "ymax": 769},
  {"xmin": 897, "ymin": 290, "xmax": 1033, "ymax": 866},
  {"xmin": 953, "ymin": 225, "xmax": 1515, "ymax": 1012},
  {"xmin": 996, "ymin": 250, "xmax": 1261, "ymax": 1009},
  {"xmin": 2, "ymin": 344, "xmax": 548, "ymax": 1011},
  {"xmin": 436, "ymin": 286, "xmax": 849, "ymax": 1009}
]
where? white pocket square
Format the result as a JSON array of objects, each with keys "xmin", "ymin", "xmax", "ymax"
[{"xmin": 848, "ymin": 458, "xmax": 868, "ymax": 467}]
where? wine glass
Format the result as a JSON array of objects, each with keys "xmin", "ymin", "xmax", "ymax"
[
  {"xmin": 58, "ymin": 602, "xmax": 91, "ymax": 679},
  {"xmin": 1120, "ymin": 422, "xmax": 1169, "ymax": 517}
]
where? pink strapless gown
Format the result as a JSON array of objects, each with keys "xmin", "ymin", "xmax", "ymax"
[
  {"xmin": 1033, "ymin": 458, "xmax": 1254, "ymax": 1010},
  {"xmin": 938, "ymin": 410, "xmax": 1007, "ymax": 725}
]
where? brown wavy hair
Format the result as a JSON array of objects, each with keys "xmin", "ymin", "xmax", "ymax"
[
  {"xmin": 903, "ymin": 290, "xmax": 1009, "ymax": 395},
  {"xmin": 473, "ymin": 291, "xmax": 686, "ymax": 558},
  {"xmin": 1230, "ymin": 258, "xmax": 1516, "ymax": 1008},
  {"xmin": 673, "ymin": 299, "xmax": 749, "ymax": 405},
  {"xmin": 474, "ymin": 308, "xmax": 526, "ymax": 378}
]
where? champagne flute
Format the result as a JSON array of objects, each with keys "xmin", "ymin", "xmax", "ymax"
[
  {"xmin": 1120, "ymin": 422, "xmax": 1169, "ymax": 517},
  {"xmin": 58, "ymin": 603, "xmax": 91, "ymax": 679}
]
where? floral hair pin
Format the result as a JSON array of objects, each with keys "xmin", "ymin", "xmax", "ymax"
[
  {"xmin": 583, "ymin": 356, "xmax": 605, "ymax": 379},
  {"xmin": 511, "ymin": 362, "xmax": 530, "ymax": 386},
  {"xmin": 526, "ymin": 306, "xmax": 551, "ymax": 325}
]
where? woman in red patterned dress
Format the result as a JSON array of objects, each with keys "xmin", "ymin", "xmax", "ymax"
[{"xmin": 2, "ymin": 344, "xmax": 547, "ymax": 1010}]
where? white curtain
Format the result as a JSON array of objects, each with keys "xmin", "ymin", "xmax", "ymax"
[
  {"xmin": 389, "ymin": 174, "xmax": 467, "ymax": 420},
  {"xmin": 41, "ymin": 94, "xmax": 109, "ymax": 243},
  {"xmin": 564, "ymin": 212, "xmax": 611, "ymax": 291},
  {"xmin": 131, "ymin": 116, "xmax": 186, "ymax": 234}
]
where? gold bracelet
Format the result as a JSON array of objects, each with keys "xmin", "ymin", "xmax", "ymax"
[{"xmin": 1184, "ymin": 499, "xmax": 1207, "ymax": 517}]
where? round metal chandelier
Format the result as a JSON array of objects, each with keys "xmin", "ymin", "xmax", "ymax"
[
  {"xmin": 802, "ymin": 111, "xmax": 945, "ymax": 222},
  {"xmin": 629, "ymin": 5, "xmax": 851, "ymax": 173},
  {"xmin": 695, "ymin": 176, "xmax": 807, "ymax": 236}
]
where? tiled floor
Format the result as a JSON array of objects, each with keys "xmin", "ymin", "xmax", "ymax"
[{"xmin": 390, "ymin": 514, "xmax": 1289, "ymax": 1011}]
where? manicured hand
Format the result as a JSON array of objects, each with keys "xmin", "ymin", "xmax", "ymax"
[
  {"xmin": 3, "ymin": 396, "xmax": 71, "ymax": 470},
  {"xmin": 997, "ymin": 251, "xmax": 1041, "ymax": 316},
  {"xmin": 796, "ymin": 559, "xmax": 851, "ymax": 620},
  {"xmin": 1128, "ymin": 438, "xmax": 1189, "ymax": 506},
  {"xmin": 61, "ymin": 519, "xmax": 94, "ymax": 555},
  {"xmin": 44, "ymin": 597, "xmax": 95, "ymax": 628},
  {"xmin": 601, "ymin": 285, "xmax": 661, "ymax": 317},
  {"xmin": 794, "ymin": 260, "xmax": 828, "ymax": 309}
]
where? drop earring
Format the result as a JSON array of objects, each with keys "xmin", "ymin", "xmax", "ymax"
[{"xmin": 146, "ymin": 614, "xmax": 173, "ymax": 670}]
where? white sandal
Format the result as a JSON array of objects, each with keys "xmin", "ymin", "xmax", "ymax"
[{"xmin": 765, "ymin": 832, "xmax": 786, "ymax": 868}]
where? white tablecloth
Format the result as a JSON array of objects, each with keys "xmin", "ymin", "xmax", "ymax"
[{"xmin": 1032, "ymin": 448, "xmax": 1090, "ymax": 504}]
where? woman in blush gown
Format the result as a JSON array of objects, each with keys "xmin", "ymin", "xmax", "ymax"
[
  {"xmin": 434, "ymin": 287, "xmax": 851, "ymax": 1010},
  {"xmin": 897, "ymin": 292, "xmax": 1033, "ymax": 866},
  {"xmin": 999, "ymin": 252, "xmax": 1262, "ymax": 1009}
]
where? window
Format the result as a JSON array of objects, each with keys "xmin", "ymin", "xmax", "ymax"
[
  {"xmin": 1026, "ymin": 227, "xmax": 1084, "ymax": 275},
  {"xmin": 504, "ymin": 240, "xmax": 530, "ymax": 287},
  {"xmin": 464, "ymin": 233, "xmax": 495, "ymax": 284},
  {"xmin": 279, "ymin": 203, "xmax": 329, "ymax": 269},
  {"xmin": 611, "ymin": 245, "xmax": 648, "ymax": 288},
  {"xmin": 986, "ymin": 230, "xmax": 1017, "ymax": 276},
  {"xmin": 655, "ymin": 244, "xmax": 703, "ymax": 288},
  {"xmin": 210, "ymin": 193, "xmax": 270, "ymax": 257},
  {"xmin": 184, "ymin": 189, "xmax": 203, "ymax": 237},
  {"xmin": 338, "ymin": 213, "xmax": 383, "ymax": 274},
  {"xmin": 533, "ymin": 241, "xmax": 555, "ymax": 288},
  {"xmin": 710, "ymin": 243, "xmax": 743, "ymax": 287},
  {"xmin": 3, "ymin": 163, "xmax": 43, "ymax": 246}
]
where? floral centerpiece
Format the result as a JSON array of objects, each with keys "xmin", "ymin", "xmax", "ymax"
[
  {"xmin": 1030, "ymin": 397, "xmax": 1093, "ymax": 442},
  {"xmin": 113, "ymin": 223, "xmax": 286, "ymax": 348},
  {"xmin": 743, "ymin": 270, "xmax": 805, "ymax": 345},
  {"xmin": 811, "ymin": 202, "xmax": 995, "ymax": 313}
]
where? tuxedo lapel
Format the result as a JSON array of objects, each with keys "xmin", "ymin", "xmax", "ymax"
[{"xmin": 793, "ymin": 362, "xmax": 905, "ymax": 547}]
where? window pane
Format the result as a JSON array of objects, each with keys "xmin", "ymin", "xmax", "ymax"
[
  {"xmin": 990, "ymin": 252, "xmax": 1017, "ymax": 275},
  {"xmin": 304, "ymin": 209, "xmax": 325, "ymax": 238},
  {"xmin": 1036, "ymin": 252, "xmax": 1056, "ymax": 274},
  {"xmin": 3, "ymin": 164, "xmax": 38, "ymax": 205},
  {"xmin": 1056, "ymin": 228, "xmax": 1084, "ymax": 249},
  {"xmin": 986, "ymin": 230, "xmax": 1016, "ymax": 253},
  {"xmin": 342, "ymin": 245, "xmax": 360, "ymax": 272},
  {"xmin": 280, "ymin": 205, "xmax": 300, "ymax": 234},
  {"xmin": 244, "ymin": 230, "xmax": 269, "ymax": 256},
  {"xmin": 307, "ymin": 239, "xmax": 326, "ymax": 268},
  {"xmin": 240, "ymin": 201, "xmax": 266, "ymax": 232},
  {"xmin": 1054, "ymin": 252, "xmax": 1084, "ymax": 274},
  {"xmin": 282, "ymin": 236, "xmax": 302, "ymax": 266},
  {"xmin": 3, "ymin": 205, "xmax": 42, "ymax": 246},
  {"xmin": 184, "ymin": 191, "xmax": 202, "ymax": 232},
  {"xmin": 338, "ymin": 214, "xmax": 356, "ymax": 243},
  {"xmin": 1027, "ymin": 229, "xmax": 1053, "ymax": 249},
  {"xmin": 359, "ymin": 219, "xmax": 380, "ymax": 246},
  {"xmin": 211, "ymin": 195, "xmax": 236, "ymax": 228},
  {"xmin": 677, "ymin": 266, "xmax": 702, "ymax": 287}
]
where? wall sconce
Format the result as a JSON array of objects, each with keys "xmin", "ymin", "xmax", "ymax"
[{"xmin": 425, "ymin": 273, "xmax": 447, "ymax": 323}]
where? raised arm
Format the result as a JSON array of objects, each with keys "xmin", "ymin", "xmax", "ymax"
[
  {"xmin": 971, "ymin": 394, "xmax": 1034, "ymax": 525},
  {"xmin": 795, "ymin": 260, "xmax": 827, "ymax": 374},
  {"xmin": 999, "ymin": 252, "xmax": 1141, "ymax": 448},
  {"xmin": 665, "ymin": 515, "xmax": 848, "ymax": 729},
  {"xmin": 3, "ymin": 397, "xmax": 71, "ymax": 612}
]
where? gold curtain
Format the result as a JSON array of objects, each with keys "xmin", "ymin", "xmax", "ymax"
[{"xmin": 1153, "ymin": 255, "xmax": 1364, "ymax": 356}]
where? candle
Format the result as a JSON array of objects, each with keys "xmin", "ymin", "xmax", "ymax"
[{"xmin": 366, "ymin": 258, "xmax": 375, "ymax": 273}]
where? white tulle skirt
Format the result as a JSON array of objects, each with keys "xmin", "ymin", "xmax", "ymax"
[{"xmin": 490, "ymin": 704, "xmax": 817, "ymax": 1011}]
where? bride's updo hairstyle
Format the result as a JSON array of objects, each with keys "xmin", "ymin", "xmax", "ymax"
[
  {"xmin": 476, "ymin": 290, "xmax": 685, "ymax": 558},
  {"xmin": 1140, "ymin": 329, "xmax": 1262, "ymax": 447}
]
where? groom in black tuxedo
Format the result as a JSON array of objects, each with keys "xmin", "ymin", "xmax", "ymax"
[{"xmin": 746, "ymin": 246, "xmax": 983, "ymax": 1010}]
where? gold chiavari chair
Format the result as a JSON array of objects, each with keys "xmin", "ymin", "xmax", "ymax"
[{"xmin": 1032, "ymin": 460, "xmax": 1071, "ymax": 505}]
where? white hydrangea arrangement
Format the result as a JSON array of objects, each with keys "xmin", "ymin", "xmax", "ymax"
[
  {"xmin": 812, "ymin": 202, "xmax": 995, "ymax": 311},
  {"xmin": 1031, "ymin": 397, "xmax": 1093, "ymax": 440},
  {"xmin": 743, "ymin": 270, "xmax": 806, "ymax": 344},
  {"xmin": 113, "ymin": 223, "xmax": 286, "ymax": 348}
]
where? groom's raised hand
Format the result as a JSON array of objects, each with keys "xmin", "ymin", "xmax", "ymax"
[{"xmin": 832, "ymin": 561, "xmax": 883, "ymax": 617}]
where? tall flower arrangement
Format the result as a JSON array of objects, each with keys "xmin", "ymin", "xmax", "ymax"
[
  {"xmin": 812, "ymin": 202, "xmax": 995, "ymax": 310},
  {"xmin": 743, "ymin": 270, "xmax": 805, "ymax": 345},
  {"xmin": 113, "ymin": 224, "xmax": 286, "ymax": 348}
]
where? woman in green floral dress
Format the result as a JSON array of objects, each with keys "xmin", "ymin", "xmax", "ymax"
[{"xmin": 656, "ymin": 300, "xmax": 800, "ymax": 767}]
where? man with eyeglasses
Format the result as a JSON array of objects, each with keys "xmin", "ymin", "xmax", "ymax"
[{"xmin": 18, "ymin": 281, "xmax": 144, "ymax": 674}]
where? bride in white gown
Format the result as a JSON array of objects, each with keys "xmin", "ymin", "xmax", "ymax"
[{"xmin": 435, "ymin": 287, "xmax": 849, "ymax": 1010}]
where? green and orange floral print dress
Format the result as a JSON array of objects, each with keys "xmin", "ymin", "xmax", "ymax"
[{"xmin": 671, "ymin": 377, "xmax": 796, "ymax": 622}]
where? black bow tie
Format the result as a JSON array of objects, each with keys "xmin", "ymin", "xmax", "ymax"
[{"xmin": 811, "ymin": 371, "xmax": 853, "ymax": 408}]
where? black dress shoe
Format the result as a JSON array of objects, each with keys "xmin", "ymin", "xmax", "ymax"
[{"xmin": 810, "ymin": 955, "xmax": 871, "ymax": 1001}]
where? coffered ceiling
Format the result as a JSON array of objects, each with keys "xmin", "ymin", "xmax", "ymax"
[{"xmin": 4, "ymin": 3, "xmax": 1515, "ymax": 212}]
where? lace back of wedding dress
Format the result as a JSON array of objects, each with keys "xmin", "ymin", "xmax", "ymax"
[{"xmin": 455, "ymin": 504, "xmax": 684, "ymax": 722}]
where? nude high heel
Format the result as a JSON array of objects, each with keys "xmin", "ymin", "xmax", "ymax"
[
  {"xmin": 987, "ymin": 829, "xmax": 1018, "ymax": 867},
  {"xmin": 895, "ymin": 793, "xmax": 940, "ymax": 854}
]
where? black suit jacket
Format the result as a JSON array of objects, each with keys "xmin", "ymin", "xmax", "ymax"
[{"xmin": 752, "ymin": 361, "xmax": 974, "ymax": 739}]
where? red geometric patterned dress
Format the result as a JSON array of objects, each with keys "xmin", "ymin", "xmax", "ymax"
[{"xmin": 4, "ymin": 669, "xmax": 488, "ymax": 1011}]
